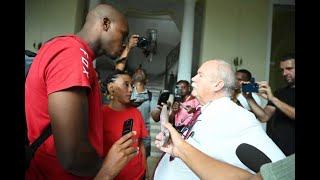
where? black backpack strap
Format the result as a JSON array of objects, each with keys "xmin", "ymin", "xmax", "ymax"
[{"xmin": 29, "ymin": 125, "xmax": 52, "ymax": 151}]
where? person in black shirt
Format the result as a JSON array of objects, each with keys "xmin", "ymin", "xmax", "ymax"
[{"xmin": 243, "ymin": 53, "xmax": 295, "ymax": 156}]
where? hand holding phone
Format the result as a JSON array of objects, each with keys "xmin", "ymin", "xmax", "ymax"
[
  {"xmin": 242, "ymin": 77, "xmax": 259, "ymax": 93},
  {"xmin": 160, "ymin": 104, "xmax": 171, "ymax": 147},
  {"xmin": 122, "ymin": 118, "xmax": 134, "ymax": 136}
]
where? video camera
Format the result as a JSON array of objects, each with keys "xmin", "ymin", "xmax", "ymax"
[{"xmin": 242, "ymin": 77, "xmax": 259, "ymax": 93}]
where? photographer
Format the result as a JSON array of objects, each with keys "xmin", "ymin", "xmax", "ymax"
[
  {"xmin": 114, "ymin": 34, "xmax": 139, "ymax": 71},
  {"xmin": 243, "ymin": 53, "xmax": 295, "ymax": 156},
  {"xmin": 168, "ymin": 80, "xmax": 200, "ymax": 130},
  {"xmin": 232, "ymin": 69, "xmax": 266, "ymax": 131}
]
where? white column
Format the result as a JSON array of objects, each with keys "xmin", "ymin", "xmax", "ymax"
[
  {"xmin": 89, "ymin": 0, "xmax": 101, "ymax": 10},
  {"xmin": 177, "ymin": 0, "xmax": 196, "ymax": 83}
]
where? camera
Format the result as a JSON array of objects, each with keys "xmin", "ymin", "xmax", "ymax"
[
  {"xmin": 157, "ymin": 90, "xmax": 170, "ymax": 106},
  {"xmin": 137, "ymin": 37, "xmax": 149, "ymax": 50},
  {"xmin": 174, "ymin": 85, "xmax": 182, "ymax": 103},
  {"xmin": 242, "ymin": 77, "xmax": 259, "ymax": 93}
]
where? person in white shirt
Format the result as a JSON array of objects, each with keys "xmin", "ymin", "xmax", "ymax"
[
  {"xmin": 153, "ymin": 59, "xmax": 285, "ymax": 180},
  {"xmin": 234, "ymin": 69, "xmax": 267, "ymax": 131}
]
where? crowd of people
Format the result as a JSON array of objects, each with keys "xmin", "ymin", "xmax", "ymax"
[{"xmin": 25, "ymin": 2, "xmax": 295, "ymax": 180}]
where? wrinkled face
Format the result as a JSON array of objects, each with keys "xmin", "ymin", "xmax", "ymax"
[
  {"xmin": 280, "ymin": 59, "xmax": 295, "ymax": 85},
  {"xmin": 191, "ymin": 62, "xmax": 214, "ymax": 104},
  {"xmin": 110, "ymin": 74, "xmax": 133, "ymax": 104},
  {"xmin": 102, "ymin": 20, "xmax": 128, "ymax": 60},
  {"xmin": 177, "ymin": 82, "xmax": 190, "ymax": 97},
  {"xmin": 235, "ymin": 72, "xmax": 249, "ymax": 90}
]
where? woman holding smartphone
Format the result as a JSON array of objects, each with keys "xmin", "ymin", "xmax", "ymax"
[{"xmin": 101, "ymin": 69, "xmax": 149, "ymax": 180}]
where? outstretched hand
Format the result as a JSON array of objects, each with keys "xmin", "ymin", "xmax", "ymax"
[
  {"xmin": 155, "ymin": 122, "xmax": 184, "ymax": 158},
  {"xmin": 95, "ymin": 131, "xmax": 139, "ymax": 180}
]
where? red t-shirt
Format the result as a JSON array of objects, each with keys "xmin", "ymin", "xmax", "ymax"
[
  {"xmin": 102, "ymin": 106, "xmax": 148, "ymax": 180},
  {"xmin": 25, "ymin": 35, "xmax": 103, "ymax": 179}
]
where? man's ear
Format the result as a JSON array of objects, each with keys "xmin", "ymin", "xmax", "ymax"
[
  {"xmin": 103, "ymin": 17, "xmax": 111, "ymax": 31},
  {"xmin": 212, "ymin": 80, "xmax": 225, "ymax": 91}
]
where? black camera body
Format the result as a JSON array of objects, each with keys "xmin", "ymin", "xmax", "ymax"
[
  {"xmin": 137, "ymin": 37, "xmax": 149, "ymax": 50},
  {"xmin": 174, "ymin": 85, "xmax": 182, "ymax": 103},
  {"xmin": 157, "ymin": 90, "xmax": 170, "ymax": 106},
  {"xmin": 242, "ymin": 78, "xmax": 259, "ymax": 93}
]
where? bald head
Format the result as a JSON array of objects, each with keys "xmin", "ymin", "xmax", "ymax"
[
  {"xmin": 85, "ymin": 4, "xmax": 128, "ymax": 29},
  {"xmin": 78, "ymin": 3, "xmax": 129, "ymax": 59},
  {"xmin": 204, "ymin": 60, "xmax": 235, "ymax": 94},
  {"xmin": 191, "ymin": 59, "xmax": 235, "ymax": 104}
]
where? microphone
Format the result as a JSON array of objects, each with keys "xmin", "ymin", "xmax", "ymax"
[{"xmin": 236, "ymin": 143, "xmax": 272, "ymax": 173}]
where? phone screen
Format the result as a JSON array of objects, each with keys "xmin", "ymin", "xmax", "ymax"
[{"xmin": 122, "ymin": 118, "xmax": 133, "ymax": 136}]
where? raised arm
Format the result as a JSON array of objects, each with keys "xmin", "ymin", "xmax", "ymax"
[
  {"xmin": 151, "ymin": 101, "xmax": 172, "ymax": 122},
  {"xmin": 115, "ymin": 34, "xmax": 139, "ymax": 71},
  {"xmin": 245, "ymin": 94, "xmax": 275, "ymax": 123},
  {"xmin": 94, "ymin": 131, "xmax": 139, "ymax": 180},
  {"xmin": 155, "ymin": 122, "xmax": 259, "ymax": 180},
  {"xmin": 245, "ymin": 81, "xmax": 295, "ymax": 122},
  {"xmin": 259, "ymin": 81, "xmax": 295, "ymax": 120},
  {"xmin": 268, "ymin": 96, "xmax": 295, "ymax": 120},
  {"xmin": 49, "ymin": 87, "xmax": 139, "ymax": 177}
]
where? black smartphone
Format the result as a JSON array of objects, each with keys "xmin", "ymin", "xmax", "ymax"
[
  {"xmin": 157, "ymin": 90, "xmax": 170, "ymax": 106},
  {"xmin": 122, "ymin": 118, "xmax": 134, "ymax": 136},
  {"xmin": 242, "ymin": 77, "xmax": 259, "ymax": 93}
]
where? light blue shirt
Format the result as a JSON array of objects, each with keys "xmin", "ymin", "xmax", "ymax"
[{"xmin": 131, "ymin": 87, "xmax": 151, "ymax": 146}]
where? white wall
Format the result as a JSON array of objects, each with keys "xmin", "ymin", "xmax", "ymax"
[
  {"xmin": 200, "ymin": 0, "xmax": 270, "ymax": 81},
  {"xmin": 25, "ymin": 0, "xmax": 85, "ymax": 52}
]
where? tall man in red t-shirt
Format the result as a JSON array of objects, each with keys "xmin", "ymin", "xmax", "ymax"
[{"xmin": 25, "ymin": 4, "xmax": 138, "ymax": 180}]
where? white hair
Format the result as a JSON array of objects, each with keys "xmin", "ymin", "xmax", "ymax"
[{"xmin": 211, "ymin": 59, "xmax": 236, "ymax": 96}]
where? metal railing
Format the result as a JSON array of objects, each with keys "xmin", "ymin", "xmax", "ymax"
[{"xmin": 164, "ymin": 43, "xmax": 180, "ymax": 91}]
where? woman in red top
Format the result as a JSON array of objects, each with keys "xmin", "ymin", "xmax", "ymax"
[{"xmin": 101, "ymin": 69, "xmax": 149, "ymax": 180}]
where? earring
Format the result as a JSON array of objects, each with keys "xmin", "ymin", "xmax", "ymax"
[{"xmin": 107, "ymin": 91, "xmax": 114, "ymax": 100}]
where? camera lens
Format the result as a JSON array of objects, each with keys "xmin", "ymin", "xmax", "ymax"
[{"xmin": 137, "ymin": 37, "xmax": 149, "ymax": 49}]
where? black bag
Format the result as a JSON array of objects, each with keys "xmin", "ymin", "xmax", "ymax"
[{"xmin": 25, "ymin": 50, "xmax": 52, "ymax": 171}]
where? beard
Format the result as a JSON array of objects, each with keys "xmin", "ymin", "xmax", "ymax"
[
  {"xmin": 287, "ymin": 80, "xmax": 295, "ymax": 88},
  {"xmin": 284, "ymin": 75, "xmax": 295, "ymax": 88}
]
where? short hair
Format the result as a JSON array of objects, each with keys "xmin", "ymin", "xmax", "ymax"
[
  {"xmin": 213, "ymin": 60, "xmax": 236, "ymax": 96},
  {"xmin": 236, "ymin": 69, "xmax": 252, "ymax": 81},
  {"xmin": 132, "ymin": 68, "xmax": 148, "ymax": 84},
  {"xmin": 280, "ymin": 53, "xmax": 295, "ymax": 62},
  {"xmin": 176, "ymin": 80, "xmax": 190, "ymax": 86}
]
